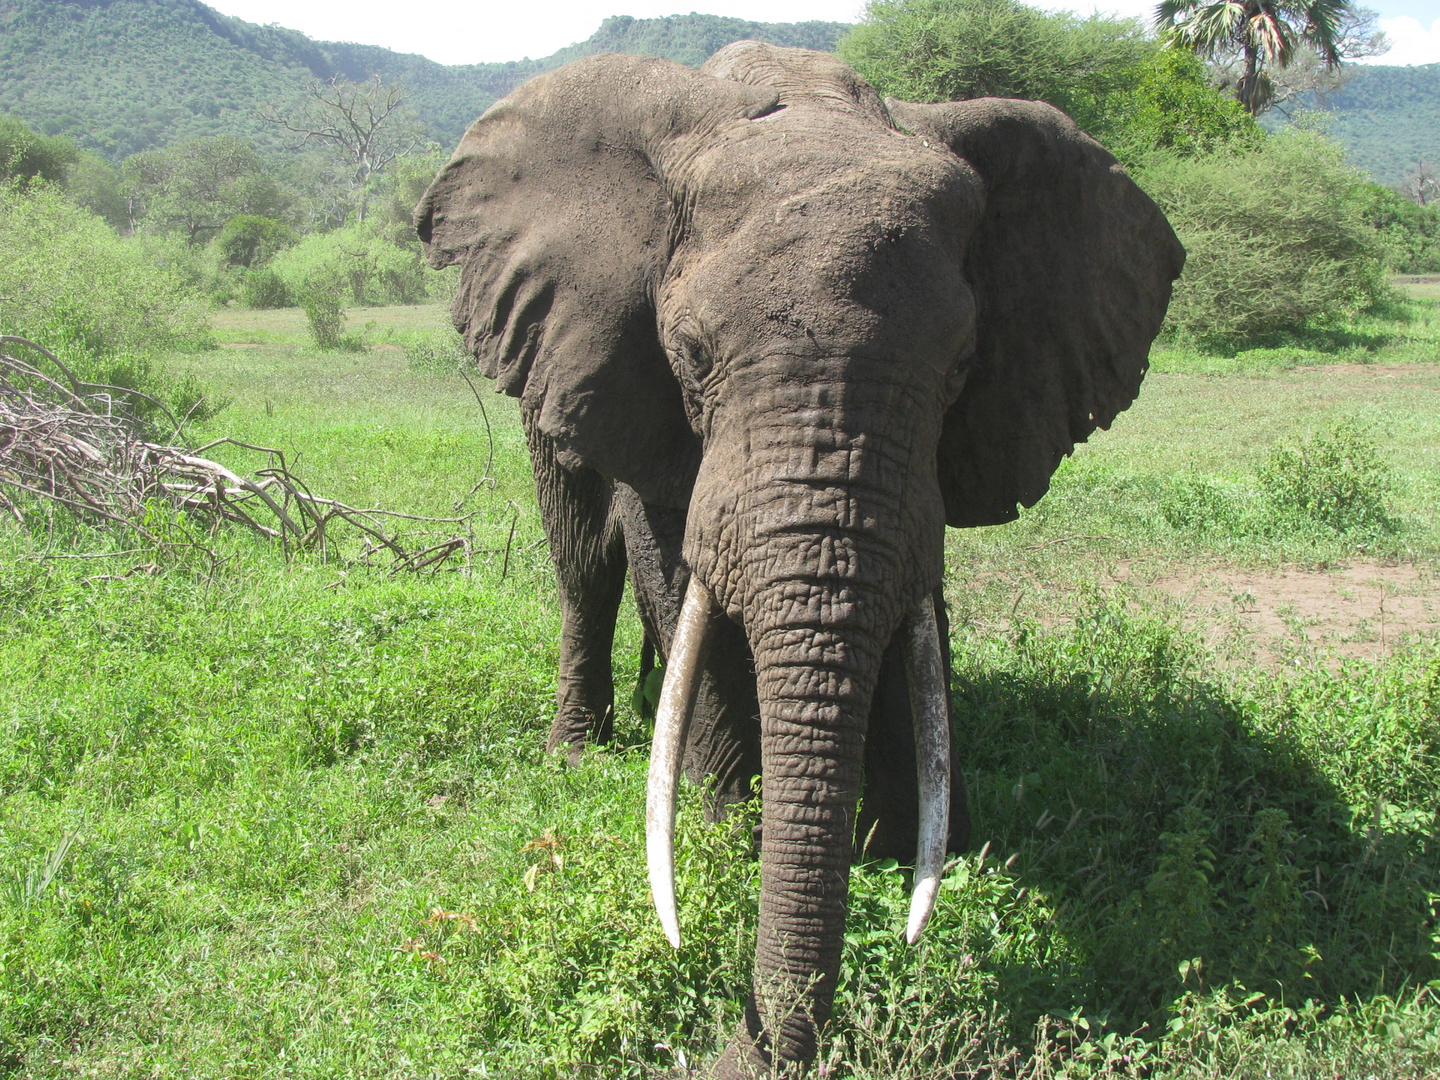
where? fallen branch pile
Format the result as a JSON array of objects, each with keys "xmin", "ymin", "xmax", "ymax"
[{"xmin": 0, "ymin": 335, "xmax": 477, "ymax": 572}]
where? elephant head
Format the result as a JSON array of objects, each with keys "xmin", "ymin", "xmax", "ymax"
[{"xmin": 417, "ymin": 41, "xmax": 1182, "ymax": 1077}]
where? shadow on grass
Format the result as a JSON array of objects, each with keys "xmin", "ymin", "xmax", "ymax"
[{"xmin": 937, "ymin": 604, "xmax": 1437, "ymax": 1039}]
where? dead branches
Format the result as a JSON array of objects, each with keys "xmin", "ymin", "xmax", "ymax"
[{"xmin": 0, "ymin": 336, "xmax": 477, "ymax": 574}]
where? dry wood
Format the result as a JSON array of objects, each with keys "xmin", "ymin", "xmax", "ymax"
[{"xmin": 0, "ymin": 336, "xmax": 479, "ymax": 573}]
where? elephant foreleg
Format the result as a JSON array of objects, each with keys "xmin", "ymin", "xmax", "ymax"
[{"xmin": 524, "ymin": 408, "xmax": 628, "ymax": 759}]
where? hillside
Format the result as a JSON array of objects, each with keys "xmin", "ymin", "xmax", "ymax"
[
  {"xmin": 1319, "ymin": 63, "xmax": 1440, "ymax": 188},
  {"xmin": 0, "ymin": 0, "xmax": 845, "ymax": 159},
  {"xmin": 0, "ymin": 0, "xmax": 1433, "ymax": 187}
]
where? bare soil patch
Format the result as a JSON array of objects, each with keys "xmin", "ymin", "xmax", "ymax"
[{"xmin": 1121, "ymin": 560, "xmax": 1440, "ymax": 664}]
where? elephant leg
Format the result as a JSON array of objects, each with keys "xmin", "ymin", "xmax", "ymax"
[
  {"xmin": 855, "ymin": 588, "xmax": 971, "ymax": 862},
  {"xmin": 613, "ymin": 484, "xmax": 761, "ymax": 817},
  {"xmin": 524, "ymin": 409, "xmax": 628, "ymax": 758}
]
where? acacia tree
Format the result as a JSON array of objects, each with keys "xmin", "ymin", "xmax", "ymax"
[
  {"xmin": 1155, "ymin": 0, "xmax": 1380, "ymax": 116},
  {"xmin": 838, "ymin": 0, "xmax": 1154, "ymax": 139},
  {"xmin": 261, "ymin": 76, "xmax": 424, "ymax": 222},
  {"xmin": 122, "ymin": 136, "xmax": 287, "ymax": 242}
]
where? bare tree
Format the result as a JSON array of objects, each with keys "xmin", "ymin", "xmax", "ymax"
[
  {"xmin": 261, "ymin": 76, "xmax": 425, "ymax": 221},
  {"xmin": 1400, "ymin": 161, "xmax": 1438, "ymax": 207}
]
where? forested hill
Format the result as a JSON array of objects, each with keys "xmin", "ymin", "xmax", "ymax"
[
  {"xmin": 1318, "ymin": 63, "xmax": 1440, "ymax": 187},
  {"xmin": 0, "ymin": 0, "xmax": 846, "ymax": 159}
]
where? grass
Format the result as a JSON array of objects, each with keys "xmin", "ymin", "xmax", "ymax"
[{"xmin": 0, "ymin": 303, "xmax": 1436, "ymax": 1077}]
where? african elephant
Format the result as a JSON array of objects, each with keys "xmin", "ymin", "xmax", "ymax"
[{"xmin": 416, "ymin": 41, "xmax": 1183, "ymax": 1078}]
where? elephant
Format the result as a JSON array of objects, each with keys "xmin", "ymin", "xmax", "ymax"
[{"xmin": 416, "ymin": 40, "xmax": 1183, "ymax": 1078}]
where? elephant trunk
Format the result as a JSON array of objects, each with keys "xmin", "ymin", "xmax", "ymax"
[
  {"xmin": 740, "ymin": 603, "xmax": 880, "ymax": 1069},
  {"xmin": 676, "ymin": 358, "xmax": 951, "ymax": 1075}
]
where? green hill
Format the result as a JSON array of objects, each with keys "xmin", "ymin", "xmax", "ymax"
[
  {"xmin": 1319, "ymin": 64, "xmax": 1440, "ymax": 188},
  {"xmin": 1, "ymin": 0, "xmax": 1433, "ymax": 188},
  {"xmin": 0, "ymin": 0, "xmax": 846, "ymax": 159}
]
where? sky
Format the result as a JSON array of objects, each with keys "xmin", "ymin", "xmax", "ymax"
[{"xmin": 208, "ymin": 0, "xmax": 1440, "ymax": 68}]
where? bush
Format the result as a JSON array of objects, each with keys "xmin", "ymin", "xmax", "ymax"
[
  {"xmin": 242, "ymin": 267, "xmax": 292, "ymax": 310},
  {"xmin": 268, "ymin": 224, "xmax": 432, "ymax": 307},
  {"xmin": 0, "ymin": 186, "xmax": 210, "ymax": 356},
  {"xmin": 1258, "ymin": 421, "xmax": 1397, "ymax": 536},
  {"xmin": 402, "ymin": 328, "xmax": 467, "ymax": 369},
  {"xmin": 300, "ymin": 278, "xmax": 347, "ymax": 350},
  {"xmin": 1139, "ymin": 131, "xmax": 1393, "ymax": 346},
  {"xmin": 1354, "ymin": 183, "xmax": 1440, "ymax": 274},
  {"xmin": 1107, "ymin": 50, "xmax": 1261, "ymax": 164}
]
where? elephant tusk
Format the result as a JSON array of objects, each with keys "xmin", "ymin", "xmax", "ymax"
[
  {"xmin": 646, "ymin": 574, "xmax": 715, "ymax": 949},
  {"xmin": 901, "ymin": 597, "xmax": 951, "ymax": 945}
]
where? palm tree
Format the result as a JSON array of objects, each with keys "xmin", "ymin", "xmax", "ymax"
[{"xmin": 1155, "ymin": 0, "xmax": 1350, "ymax": 115}]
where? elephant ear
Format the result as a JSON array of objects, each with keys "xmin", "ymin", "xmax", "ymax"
[
  {"xmin": 887, "ymin": 98, "xmax": 1185, "ymax": 527},
  {"xmin": 416, "ymin": 54, "xmax": 779, "ymax": 506}
]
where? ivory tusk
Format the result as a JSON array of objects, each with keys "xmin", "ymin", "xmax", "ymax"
[
  {"xmin": 901, "ymin": 597, "xmax": 951, "ymax": 945},
  {"xmin": 645, "ymin": 574, "xmax": 715, "ymax": 949}
]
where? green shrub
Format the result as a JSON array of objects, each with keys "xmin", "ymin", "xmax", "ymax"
[
  {"xmin": 1354, "ymin": 183, "xmax": 1440, "ymax": 274},
  {"xmin": 241, "ymin": 267, "xmax": 292, "ymax": 310},
  {"xmin": 300, "ymin": 278, "xmax": 347, "ymax": 350},
  {"xmin": 1159, "ymin": 474, "xmax": 1256, "ymax": 533},
  {"xmin": 0, "ymin": 186, "xmax": 210, "ymax": 355},
  {"xmin": 0, "ymin": 185, "xmax": 219, "ymax": 428},
  {"xmin": 0, "ymin": 113, "xmax": 77, "ymax": 186},
  {"xmin": 269, "ymin": 224, "xmax": 431, "ymax": 307},
  {"xmin": 1258, "ymin": 421, "xmax": 1397, "ymax": 536},
  {"xmin": 837, "ymin": 0, "xmax": 1154, "ymax": 142},
  {"xmin": 1139, "ymin": 131, "xmax": 1393, "ymax": 346}
]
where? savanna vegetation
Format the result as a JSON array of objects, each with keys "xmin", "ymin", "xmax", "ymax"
[{"xmin": 1, "ymin": 0, "xmax": 1438, "ymax": 1074}]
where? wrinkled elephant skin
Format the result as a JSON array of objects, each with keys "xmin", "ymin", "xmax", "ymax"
[{"xmin": 416, "ymin": 41, "xmax": 1183, "ymax": 1078}]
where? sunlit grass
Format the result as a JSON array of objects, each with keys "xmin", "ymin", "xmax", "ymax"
[{"xmin": 1, "ymin": 306, "xmax": 1436, "ymax": 1077}]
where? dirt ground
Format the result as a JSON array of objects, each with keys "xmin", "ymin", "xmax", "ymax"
[{"xmin": 1119, "ymin": 559, "xmax": 1440, "ymax": 665}]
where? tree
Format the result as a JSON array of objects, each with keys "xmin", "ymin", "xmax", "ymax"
[
  {"xmin": 1399, "ymin": 160, "xmax": 1436, "ymax": 208},
  {"xmin": 217, "ymin": 214, "xmax": 295, "ymax": 267},
  {"xmin": 261, "ymin": 77, "xmax": 424, "ymax": 221},
  {"xmin": 1206, "ymin": 6, "xmax": 1389, "ymax": 117},
  {"xmin": 122, "ymin": 137, "xmax": 288, "ymax": 243},
  {"xmin": 0, "ymin": 114, "xmax": 77, "ymax": 186},
  {"xmin": 1110, "ymin": 50, "xmax": 1261, "ymax": 162},
  {"xmin": 64, "ymin": 151, "xmax": 129, "ymax": 229},
  {"xmin": 1155, "ymin": 0, "xmax": 1382, "ymax": 116},
  {"xmin": 838, "ymin": 0, "xmax": 1154, "ymax": 140}
]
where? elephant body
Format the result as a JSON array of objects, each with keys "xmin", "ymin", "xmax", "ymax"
[{"xmin": 418, "ymin": 41, "xmax": 1183, "ymax": 1077}]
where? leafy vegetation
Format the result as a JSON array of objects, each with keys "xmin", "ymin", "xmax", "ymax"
[
  {"xmin": 0, "ymin": 185, "xmax": 213, "ymax": 424},
  {"xmin": 0, "ymin": 0, "xmax": 846, "ymax": 161},
  {"xmin": 0, "ymin": 112, "xmax": 76, "ymax": 185},
  {"xmin": 1139, "ymin": 129, "xmax": 1392, "ymax": 346},
  {"xmin": 0, "ymin": 305, "xmax": 1435, "ymax": 1076},
  {"xmin": 838, "ymin": 0, "xmax": 1154, "ymax": 141}
]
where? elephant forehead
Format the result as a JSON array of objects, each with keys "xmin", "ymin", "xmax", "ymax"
[{"xmin": 685, "ymin": 109, "xmax": 978, "ymax": 221}]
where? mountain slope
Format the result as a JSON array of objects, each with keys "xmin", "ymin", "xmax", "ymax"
[
  {"xmin": 1320, "ymin": 63, "xmax": 1440, "ymax": 188},
  {"xmin": 0, "ymin": 0, "xmax": 845, "ymax": 159}
]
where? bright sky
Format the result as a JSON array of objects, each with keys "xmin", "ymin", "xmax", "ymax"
[{"xmin": 208, "ymin": 0, "xmax": 1440, "ymax": 67}]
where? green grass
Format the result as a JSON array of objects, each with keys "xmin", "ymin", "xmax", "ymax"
[{"xmin": 0, "ymin": 307, "xmax": 1437, "ymax": 1077}]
